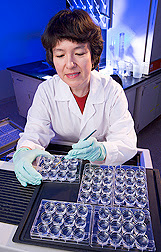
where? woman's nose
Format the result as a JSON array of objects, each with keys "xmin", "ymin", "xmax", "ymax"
[{"xmin": 66, "ymin": 55, "xmax": 76, "ymax": 69}]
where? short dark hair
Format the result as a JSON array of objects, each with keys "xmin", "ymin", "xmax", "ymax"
[{"xmin": 41, "ymin": 9, "xmax": 103, "ymax": 70}]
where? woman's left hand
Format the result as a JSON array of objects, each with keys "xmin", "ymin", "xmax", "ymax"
[{"xmin": 65, "ymin": 137, "xmax": 106, "ymax": 162}]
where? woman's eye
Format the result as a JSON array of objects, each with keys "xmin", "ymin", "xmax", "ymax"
[
  {"xmin": 75, "ymin": 53, "xmax": 85, "ymax": 56},
  {"xmin": 56, "ymin": 55, "xmax": 64, "ymax": 58}
]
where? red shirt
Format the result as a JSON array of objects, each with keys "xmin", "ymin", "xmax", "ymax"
[{"xmin": 72, "ymin": 92, "xmax": 89, "ymax": 114}]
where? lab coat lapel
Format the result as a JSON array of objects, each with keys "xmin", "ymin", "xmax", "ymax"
[
  {"xmin": 80, "ymin": 71, "xmax": 104, "ymax": 132},
  {"xmin": 69, "ymin": 98, "xmax": 82, "ymax": 119},
  {"xmin": 54, "ymin": 77, "xmax": 82, "ymax": 119},
  {"xmin": 80, "ymin": 98, "xmax": 95, "ymax": 132}
]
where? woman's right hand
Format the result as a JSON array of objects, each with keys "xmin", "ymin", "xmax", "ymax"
[{"xmin": 13, "ymin": 148, "xmax": 52, "ymax": 187}]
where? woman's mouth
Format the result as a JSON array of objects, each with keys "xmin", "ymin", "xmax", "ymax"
[{"xmin": 66, "ymin": 72, "xmax": 80, "ymax": 79}]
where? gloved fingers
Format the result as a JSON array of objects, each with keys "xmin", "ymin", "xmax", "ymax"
[
  {"xmin": 76, "ymin": 149, "xmax": 100, "ymax": 161},
  {"xmin": 65, "ymin": 145, "xmax": 102, "ymax": 161},
  {"xmin": 68, "ymin": 144, "xmax": 94, "ymax": 156},
  {"xmin": 23, "ymin": 160, "xmax": 42, "ymax": 179},
  {"xmin": 14, "ymin": 160, "xmax": 42, "ymax": 184},
  {"xmin": 15, "ymin": 168, "xmax": 42, "ymax": 187},
  {"xmin": 65, "ymin": 149, "xmax": 87, "ymax": 160},
  {"xmin": 87, "ymin": 149, "xmax": 101, "ymax": 161},
  {"xmin": 19, "ymin": 180, "xmax": 27, "ymax": 187},
  {"xmin": 15, "ymin": 171, "xmax": 28, "ymax": 187},
  {"xmin": 32, "ymin": 180, "xmax": 42, "ymax": 186},
  {"xmin": 34, "ymin": 149, "xmax": 52, "ymax": 157},
  {"xmin": 64, "ymin": 150, "xmax": 82, "ymax": 160},
  {"xmin": 72, "ymin": 137, "xmax": 96, "ymax": 149},
  {"xmin": 65, "ymin": 152, "xmax": 80, "ymax": 160},
  {"xmin": 65, "ymin": 150, "xmax": 90, "ymax": 160},
  {"xmin": 64, "ymin": 154, "xmax": 73, "ymax": 160},
  {"xmin": 25, "ymin": 149, "xmax": 52, "ymax": 162},
  {"xmin": 16, "ymin": 172, "xmax": 41, "ymax": 187}
]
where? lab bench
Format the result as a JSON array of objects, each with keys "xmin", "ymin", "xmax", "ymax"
[
  {"xmin": 0, "ymin": 148, "xmax": 161, "ymax": 252},
  {"xmin": 7, "ymin": 61, "xmax": 161, "ymax": 132}
]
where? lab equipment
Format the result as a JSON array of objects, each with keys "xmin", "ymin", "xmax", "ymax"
[
  {"xmin": 0, "ymin": 118, "xmax": 23, "ymax": 159},
  {"xmin": 30, "ymin": 200, "xmax": 156, "ymax": 251},
  {"xmin": 30, "ymin": 200, "xmax": 92, "ymax": 244},
  {"xmin": 83, "ymin": 129, "xmax": 97, "ymax": 140},
  {"xmin": 36, "ymin": 154, "xmax": 82, "ymax": 183},
  {"xmin": 77, "ymin": 164, "xmax": 149, "ymax": 209},
  {"xmin": 67, "ymin": 0, "xmax": 112, "ymax": 29},
  {"xmin": 91, "ymin": 206, "xmax": 155, "ymax": 251}
]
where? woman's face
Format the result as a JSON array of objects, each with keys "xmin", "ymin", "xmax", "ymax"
[{"xmin": 52, "ymin": 39, "xmax": 93, "ymax": 92}]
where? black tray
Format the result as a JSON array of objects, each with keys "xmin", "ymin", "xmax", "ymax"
[
  {"xmin": 12, "ymin": 168, "xmax": 161, "ymax": 252},
  {"xmin": 0, "ymin": 169, "xmax": 36, "ymax": 225}
]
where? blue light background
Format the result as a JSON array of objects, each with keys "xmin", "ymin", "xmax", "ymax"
[{"xmin": 0, "ymin": 0, "xmax": 65, "ymax": 70}]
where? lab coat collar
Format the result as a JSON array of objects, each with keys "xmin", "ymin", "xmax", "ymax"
[
  {"xmin": 54, "ymin": 76, "xmax": 82, "ymax": 118},
  {"xmin": 89, "ymin": 70, "xmax": 105, "ymax": 104},
  {"xmin": 54, "ymin": 77, "xmax": 72, "ymax": 101}
]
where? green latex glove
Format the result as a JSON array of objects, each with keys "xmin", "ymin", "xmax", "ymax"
[
  {"xmin": 65, "ymin": 137, "xmax": 106, "ymax": 162},
  {"xmin": 13, "ymin": 148, "xmax": 52, "ymax": 187}
]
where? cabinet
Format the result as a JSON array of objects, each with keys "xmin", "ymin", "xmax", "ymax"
[
  {"xmin": 133, "ymin": 73, "xmax": 161, "ymax": 132},
  {"xmin": 155, "ymin": 79, "xmax": 161, "ymax": 118},
  {"xmin": 11, "ymin": 72, "xmax": 43, "ymax": 117}
]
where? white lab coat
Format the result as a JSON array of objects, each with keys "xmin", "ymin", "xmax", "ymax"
[{"xmin": 17, "ymin": 70, "xmax": 137, "ymax": 165}]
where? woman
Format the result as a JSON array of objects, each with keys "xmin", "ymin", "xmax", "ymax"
[{"xmin": 13, "ymin": 9, "xmax": 137, "ymax": 186}]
